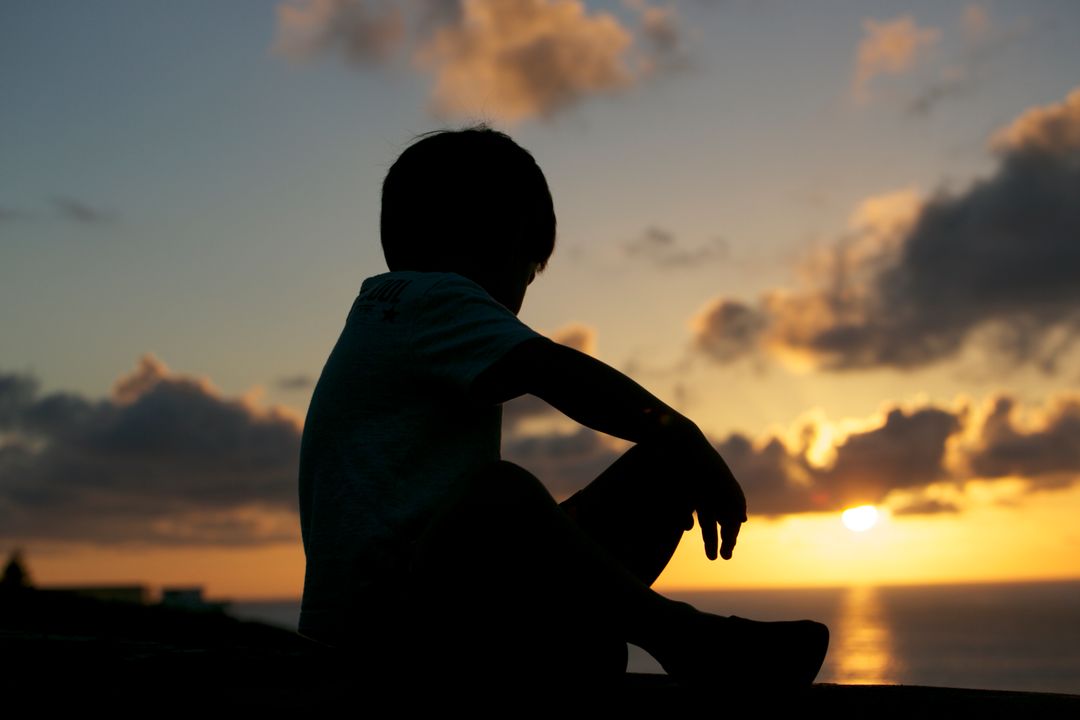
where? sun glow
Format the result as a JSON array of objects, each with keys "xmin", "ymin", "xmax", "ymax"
[{"xmin": 842, "ymin": 505, "xmax": 880, "ymax": 532}]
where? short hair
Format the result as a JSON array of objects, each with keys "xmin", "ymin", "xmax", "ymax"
[{"xmin": 380, "ymin": 126, "xmax": 556, "ymax": 274}]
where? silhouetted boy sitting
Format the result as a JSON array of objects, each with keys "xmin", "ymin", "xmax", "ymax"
[{"xmin": 297, "ymin": 126, "xmax": 828, "ymax": 688}]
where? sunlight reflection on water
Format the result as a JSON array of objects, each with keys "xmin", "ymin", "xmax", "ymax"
[{"xmin": 832, "ymin": 585, "xmax": 902, "ymax": 684}]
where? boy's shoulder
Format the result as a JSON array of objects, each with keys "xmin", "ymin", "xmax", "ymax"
[{"xmin": 358, "ymin": 271, "xmax": 489, "ymax": 303}]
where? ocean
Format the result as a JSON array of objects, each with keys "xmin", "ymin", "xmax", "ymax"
[{"xmin": 229, "ymin": 579, "xmax": 1080, "ymax": 695}]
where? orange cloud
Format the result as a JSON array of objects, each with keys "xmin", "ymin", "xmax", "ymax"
[
  {"xmin": 992, "ymin": 86, "xmax": 1080, "ymax": 155},
  {"xmin": 275, "ymin": 0, "xmax": 684, "ymax": 121},
  {"xmin": 852, "ymin": 16, "xmax": 940, "ymax": 102},
  {"xmin": 962, "ymin": 4, "xmax": 990, "ymax": 39},
  {"xmin": 549, "ymin": 322, "xmax": 598, "ymax": 356},
  {"xmin": 418, "ymin": 0, "xmax": 634, "ymax": 122}
]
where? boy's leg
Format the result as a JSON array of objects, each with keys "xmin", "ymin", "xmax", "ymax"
[
  {"xmin": 408, "ymin": 460, "xmax": 654, "ymax": 684},
  {"xmin": 560, "ymin": 439, "xmax": 695, "ymax": 587},
  {"xmin": 408, "ymin": 459, "xmax": 829, "ymax": 688}
]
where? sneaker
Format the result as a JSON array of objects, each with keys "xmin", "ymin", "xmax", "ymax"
[{"xmin": 660, "ymin": 615, "xmax": 829, "ymax": 689}]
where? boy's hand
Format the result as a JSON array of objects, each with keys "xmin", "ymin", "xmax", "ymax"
[{"xmin": 681, "ymin": 430, "xmax": 747, "ymax": 561}]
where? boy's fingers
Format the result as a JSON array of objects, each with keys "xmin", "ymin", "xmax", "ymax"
[
  {"xmin": 720, "ymin": 520, "xmax": 741, "ymax": 560},
  {"xmin": 699, "ymin": 511, "xmax": 718, "ymax": 560}
]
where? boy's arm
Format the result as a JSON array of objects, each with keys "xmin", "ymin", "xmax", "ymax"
[{"xmin": 471, "ymin": 336, "xmax": 747, "ymax": 561}]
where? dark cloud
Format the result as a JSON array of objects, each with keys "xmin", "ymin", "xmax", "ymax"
[
  {"xmin": 812, "ymin": 407, "xmax": 961, "ymax": 507},
  {"xmin": 720, "ymin": 406, "xmax": 960, "ymax": 515},
  {"xmin": 277, "ymin": 374, "xmax": 315, "ymax": 391},
  {"xmin": 0, "ymin": 355, "xmax": 301, "ymax": 546},
  {"xmin": 694, "ymin": 86, "xmax": 1080, "ymax": 373},
  {"xmin": 504, "ymin": 392, "xmax": 1080, "ymax": 518},
  {"xmin": 892, "ymin": 498, "xmax": 960, "ymax": 516},
  {"xmin": 969, "ymin": 395, "xmax": 1080, "ymax": 487},
  {"xmin": 503, "ymin": 403, "xmax": 965, "ymax": 517},
  {"xmin": 908, "ymin": 68, "xmax": 976, "ymax": 117},
  {"xmin": 8, "ymin": 353, "xmax": 1079, "ymax": 547},
  {"xmin": 51, "ymin": 197, "xmax": 118, "ymax": 224},
  {"xmin": 692, "ymin": 299, "xmax": 766, "ymax": 363},
  {"xmin": 625, "ymin": 227, "xmax": 729, "ymax": 268},
  {"xmin": 714, "ymin": 433, "xmax": 818, "ymax": 516}
]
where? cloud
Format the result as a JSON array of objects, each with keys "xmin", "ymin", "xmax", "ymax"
[
  {"xmin": 639, "ymin": 4, "xmax": 678, "ymax": 55},
  {"xmin": 691, "ymin": 299, "xmax": 766, "ymax": 364},
  {"xmin": 694, "ymin": 87, "xmax": 1080, "ymax": 373},
  {"xmin": 622, "ymin": 0, "xmax": 685, "ymax": 76},
  {"xmin": 962, "ymin": 4, "xmax": 990, "ymax": 39},
  {"xmin": 0, "ymin": 355, "xmax": 302, "ymax": 546},
  {"xmin": 968, "ymin": 394, "xmax": 1080, "ymax": 488},
  {"xmin": 506, "ymin": 390, "xmax": 1080, "ymax": 517},
  {"xmin": 419, "ymin": 0, "xmax": 635, "ymax": 122},
  {"xmin": 812, "ymin": 406, "xmax": 961, "ymax": 507},
  {"xmin": 992, "ymin": 86, "xmax": 1080, "ymax": 155},
  {"xmin": 275, "ymin": 0, "xmax": 684, "ymax": 122},
  {"xmin": 852, "ymin": 16, "xmax": 940, "ymax": 102},
  {"xmin": 274, "ymin": 0, "xmax": 405, "ymax": 63},
  {"xmin": 277, "ymin": 374, "xmax": 316, "ymax": 391},
  {"xmin": 549, "ymin": 322, "xmax": 597, "ymax": 356},
  {"xmin": 908, "ymin": 5, "xmax": 1029, "ymax": 117},
  {"xmin": 625, "ymin": 227, "xmax": 728, "ymax": 268},
  {"xmin": 51, "ymin": 197, "xmax": 117, "ymax": 224},
  {"xmin": 719, "ymin": 404, "xmax": 961, "ymax": 516},
  {"xmin": 6, "ymin": 357, "xmax": 1080, "ymax": 540},
  {"xmin": 892, "ymin": 498, "xmax": 960, "ymax": 516}
]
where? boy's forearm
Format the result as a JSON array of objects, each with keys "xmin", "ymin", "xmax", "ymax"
[{"xmin": 474, "ymin": 337, "xmax": 705, "ymax": 447}]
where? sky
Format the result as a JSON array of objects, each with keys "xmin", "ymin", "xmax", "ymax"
[{"xmin": 2, "ymin": 0, "xmax": 1079, "ymax": 598}]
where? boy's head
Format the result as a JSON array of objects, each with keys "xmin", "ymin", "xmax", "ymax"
[{"xmin": 380, "ymin": 126, "xmax": 556, "ymax": 312}]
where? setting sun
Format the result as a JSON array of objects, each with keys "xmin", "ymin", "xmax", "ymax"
[{"xmin": 842, "ymin": 505, "xmax": 880, "ymax": 532}]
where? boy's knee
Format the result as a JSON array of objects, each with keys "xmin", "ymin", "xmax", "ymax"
[{"xmin": 461, "ymin": 460, "xmax": 555, "ymax": 511}]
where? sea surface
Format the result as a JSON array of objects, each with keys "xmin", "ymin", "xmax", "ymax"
[{"xmin": 230, "ymin": 580, "xmax": 1080, "ymax": 695}]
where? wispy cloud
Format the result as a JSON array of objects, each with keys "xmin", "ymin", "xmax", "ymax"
[
  {"xmin": 276, "ymin": 373, "xmax": 315, "ymax": 391},
  {"xmin": 51, "ymin": 197, "xmax": 118, "ymax": 225},
  {"xmin": 852, "ymin": 15, "xmax": 940, "ymax": 103},
  {"xmin": 908, "ymin": 4, "xmax": 1030, "ymax": 117},
  {"xmin": 275, "ymin": 0, "xmax": 405, "ymax": 63},
  {"xmin": 625, "ymin": 227, "xmax": 728, "ymax": 268}
]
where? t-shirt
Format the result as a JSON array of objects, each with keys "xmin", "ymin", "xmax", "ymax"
[{"xmin": 297, "ymin": 271, "xmax": 542, "ymax": 645}]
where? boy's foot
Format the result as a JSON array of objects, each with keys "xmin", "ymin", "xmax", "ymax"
[{"xmin": 654, "ymin": 611, "xmax": 829, "ymax": 689}]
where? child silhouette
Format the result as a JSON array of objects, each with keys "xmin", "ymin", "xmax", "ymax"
[{"xmin": 297, "ymin": 126, "xmax": 828, "ymax": 688}]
